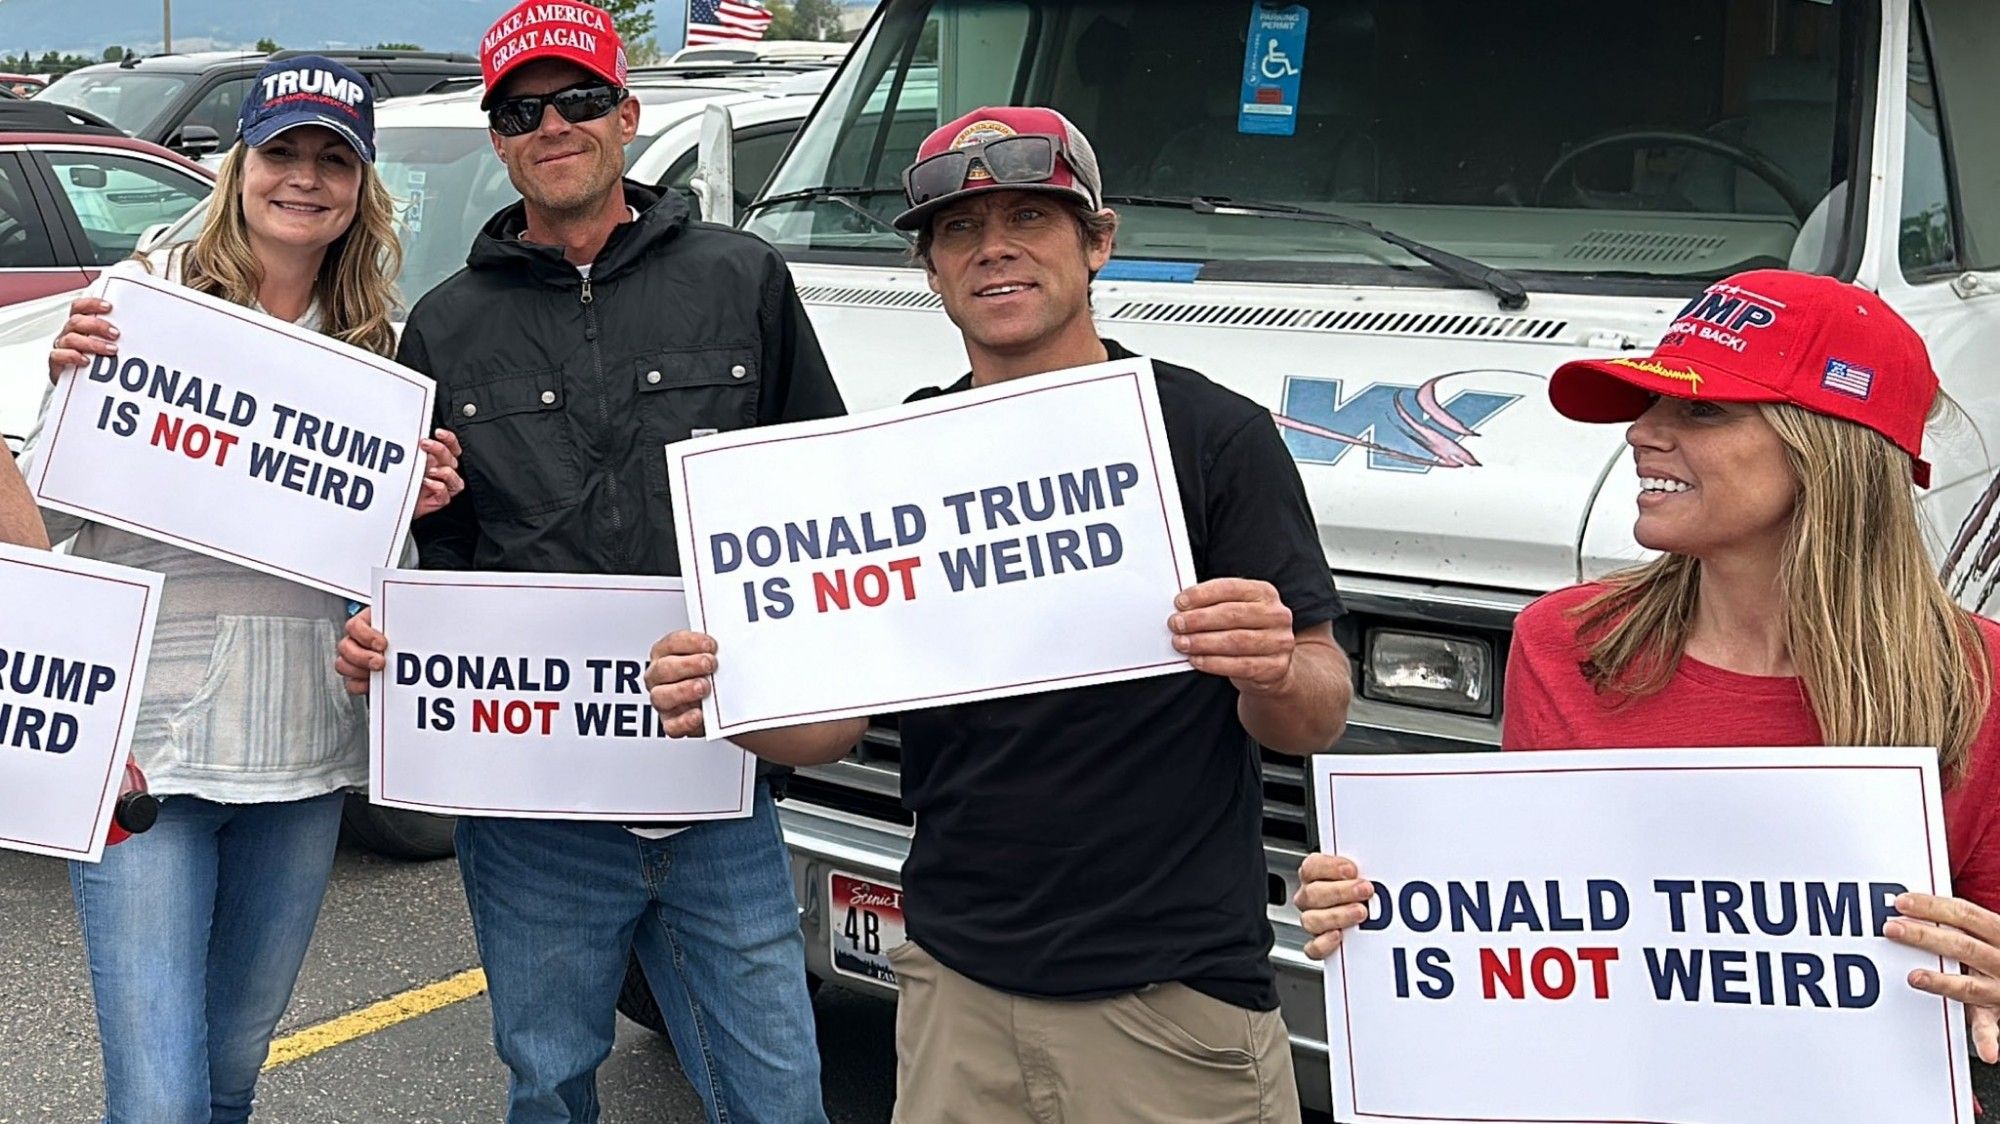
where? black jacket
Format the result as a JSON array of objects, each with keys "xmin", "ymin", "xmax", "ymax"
[{"xmin": 403, "ymin": 183, "xmax": 843, "ymax": 576}]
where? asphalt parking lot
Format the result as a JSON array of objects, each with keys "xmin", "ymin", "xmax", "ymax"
[{"xmin": 0, "ymin": 836, "xmax": 900, "ymax": 1123}]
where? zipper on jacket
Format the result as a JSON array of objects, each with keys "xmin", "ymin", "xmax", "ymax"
[{"xmin": 581, "ymin": 276, "xmax": 626, "ymax": 541}]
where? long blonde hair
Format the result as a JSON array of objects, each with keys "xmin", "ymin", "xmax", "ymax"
[
  {"xmin": 168, "ymin": 142, "xmax": 402, "ymax": 358},
  {"xmin": 1573, "ymin": 402, "xmax": 1990, "ymax": 778}
]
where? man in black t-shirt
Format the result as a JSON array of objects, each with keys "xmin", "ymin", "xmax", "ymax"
[{"xmin": 644, "ymin": 107, "xmax": 1351, "ymax": 1123}]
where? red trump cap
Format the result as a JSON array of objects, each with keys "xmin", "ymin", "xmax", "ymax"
[
  {"xmin": 478, "ymin": 0, "xmax": 628, "ymax": 109},
  {"xmin": 1550, "ymin": 269, "xmax": 1938, "ymax": 486}
]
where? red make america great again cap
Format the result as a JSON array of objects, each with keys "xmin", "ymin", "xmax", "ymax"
[
  {"xmin": 1550, "ymin": 269, "xmax": 1939, "ymax": 486},
  {"xmin": 479, "ymin": 0, "xmax": 628, "ymax": 109}
]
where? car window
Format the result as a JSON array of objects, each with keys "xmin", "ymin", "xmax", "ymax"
[
  {"xmin": 43, "ymin": 151, "xmax": 211, "ymax": 265},
  {"xmin": 660, "ymin": 124, "xmax": 802, "ymax": 219},
  {"xmin": 0, "ymin": 153, "xmax": 59, "ymax": 268},
  {"xmin": 35, "ymin": 71, "xmax": 193, "ymax": 137},
  {"xmin": 180, "ymin": 76, "xmax": 256, "ymax": 145},
  {"xmin": 733, "ymin": 128, "xmax": 795, "ymax": 202},
  {"xmin": 1924, "ymin": 0, "xmax": 2000, "ymax": 270}
]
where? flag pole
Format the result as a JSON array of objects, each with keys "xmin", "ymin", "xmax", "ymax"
[{"xmin": 669, "ymin": 0, "xmax": 691, "ymax": 54}]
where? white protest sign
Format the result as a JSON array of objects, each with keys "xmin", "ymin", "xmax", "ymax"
[
  {"xmin": 370, "ymin": 569, "xmax": 755, "ymax": 820},
  {"xmin": 0, "ymin": 543, "xmax": 161, "ymax": 863},
  {"xmin": 1313, "ymin": 747, "xmax": 1971, "ymax": 1124},
  {"xmin": 667, "ymin": 357, "xmax": 1196, "ymax": 738},
  {"xmin": 25, "ymin": 261, "xmax": 433, "ymax": 602}
]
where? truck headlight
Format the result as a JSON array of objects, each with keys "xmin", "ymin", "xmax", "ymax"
[{"xmin": 1362, "ymin": 630, "xmax": 1492, "ymax": 715}]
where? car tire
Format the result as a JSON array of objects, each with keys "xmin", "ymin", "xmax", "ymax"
[
  {"xmin": 617, "ymin": 951, "xmax": 823, "ymax": 1037},
  {"xmin": 340, "ymin": 794, "xmax": 457, "ymax": 860}
]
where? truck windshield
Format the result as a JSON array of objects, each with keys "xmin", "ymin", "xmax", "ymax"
[{"xmin": 747, "ymin": 0, "xmax": 1869, "ymax": 287}]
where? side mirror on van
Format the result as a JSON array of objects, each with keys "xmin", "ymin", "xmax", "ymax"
[
  {"xmin": 691, "ymin": 103, "xmax": 737, "ymax": 227},
  {"xmin": 167, "ymin": 124, "xmax": 222, "ymax": 159}
]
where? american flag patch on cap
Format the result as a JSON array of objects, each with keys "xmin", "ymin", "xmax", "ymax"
[{"xmin": 1822, "ymin": 358, "xmax": 1874, "ymax": 399}]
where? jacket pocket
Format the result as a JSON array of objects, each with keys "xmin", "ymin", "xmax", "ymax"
[
  {"xmin": 633, "ymin": 345, "xmax": 760, "ymax": 495},
  {"xmin": 448, "ymin": 367, "xmax": 581, "ymax": 518},
  {"xmin": 166, "ymin": 615, "xmax": 361, "ymax": 775}
]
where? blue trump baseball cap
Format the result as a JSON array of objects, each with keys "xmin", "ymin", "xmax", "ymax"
[{"xmin": 237, "ymin": 56, "xmax": 377, "ymax": 163}]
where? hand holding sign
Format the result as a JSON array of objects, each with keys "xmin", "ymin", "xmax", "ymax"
[
  {"xmin": 1295, "ymin": 851, "xmax": 1375, "ymax": 959},
  {"xmin": 413, "ymin": 429, "xmax": 465, "ymax": 518},
  {"xmin": 644, "ymin": 630, "xmax": 717, "ymax": 740},
  {"xmin": 335, "ymin": 607, "xmax": 386, "ymax": 696},
  {"xmin": 1889, "ymin": 892, "xmax": 2000, "ymax": 1063},
  {"xmin": 1170, "ymin": 578, "xmax": 1296, "ymax": 689},
  {"xmin": 50, "ymin": 294, "xmax": 117, "ymax": 385},
  {"xmin": 642, "ymin": 630, "xmax": 865, "ymax": 766}
]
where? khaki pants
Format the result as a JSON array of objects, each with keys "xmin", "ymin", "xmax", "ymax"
[{"xmin": 889, "ymin": 941, "xmax": 1302, "ymax": 1124}]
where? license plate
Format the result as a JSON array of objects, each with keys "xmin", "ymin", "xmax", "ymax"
[{"xmin": 828, "ymin": 871, "xmax": 905, "ymax": 986}]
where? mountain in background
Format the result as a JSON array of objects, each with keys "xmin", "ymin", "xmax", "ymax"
[{"xmin": 0, "ymin": 0, "xmax": 880, "ymax": 58}]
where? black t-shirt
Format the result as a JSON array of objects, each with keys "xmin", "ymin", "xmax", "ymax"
[{"xmin": 896, "ymin": 340, "xmax": 1341, "ymax": 1011}]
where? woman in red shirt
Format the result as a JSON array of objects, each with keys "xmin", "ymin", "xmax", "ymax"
[{"xmin": 1295, "ymin": 270, "xmax": 2000, "ymax": 1062}]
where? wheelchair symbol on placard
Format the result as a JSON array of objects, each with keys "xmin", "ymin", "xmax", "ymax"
[{"xmin": 1260, "ymin": 38, "xmax": 1299, "ymax": 80}]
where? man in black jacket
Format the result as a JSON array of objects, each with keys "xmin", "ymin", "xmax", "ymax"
[{"xmin": 334, "ymin": 4, "xmax": 840, "ymax": 1121}]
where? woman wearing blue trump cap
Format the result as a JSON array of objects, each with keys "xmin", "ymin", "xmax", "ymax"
[{"xmin": 25, "ymin": 54, "xmax": 460, "ymax": 1123}]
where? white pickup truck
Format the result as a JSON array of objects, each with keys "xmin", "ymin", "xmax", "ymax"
[{"xmin": 697, "ymin": 0, "xmax": 2000, "ymax": 1111}]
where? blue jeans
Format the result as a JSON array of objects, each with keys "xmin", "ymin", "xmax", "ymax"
[
  {"xmin": 70, "ymin": 792, "xmax": 345, "ymax": 1124},
  {"xmin": 457, "ymin": 783, "xmax": 826, "ymax": 1124}
]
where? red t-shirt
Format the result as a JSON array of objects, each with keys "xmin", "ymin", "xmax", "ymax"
[{"xmin": 1505, "ymin": 582, "xmax": 2000, "ymax": 913}]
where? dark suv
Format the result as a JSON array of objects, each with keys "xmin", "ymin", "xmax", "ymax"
[{"xmin": 36, "ymin": 49, "xmax": 480, "ymax": 159}]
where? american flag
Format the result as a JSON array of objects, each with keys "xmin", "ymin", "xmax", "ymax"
[
  {"xmin": 687, "ymin": 0, "xmax": 775, "ymax": 45},
  {"xmin": 1822, "ymin": 358, "xmax": 1875, "ymax": 400}
]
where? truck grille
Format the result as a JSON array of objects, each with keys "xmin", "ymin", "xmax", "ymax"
[{"xmin": 787, "ymin": 719, "xmax": 1315, "ymax": 907}]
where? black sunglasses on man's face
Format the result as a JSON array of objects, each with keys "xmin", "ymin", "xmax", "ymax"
[{"xmin": 488, "ymin": 82, "xmax": 625, "ymax": 137}]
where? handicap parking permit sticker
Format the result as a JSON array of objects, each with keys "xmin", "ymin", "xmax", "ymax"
[{"xmin": 1239, "ymin": 2, "xmax": 1310, "ymax": 137}]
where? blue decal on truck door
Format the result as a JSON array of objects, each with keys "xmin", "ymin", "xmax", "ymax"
[{"xmin": 1277, "ymin": 373, "xmax": 1522, "ymax": 473}]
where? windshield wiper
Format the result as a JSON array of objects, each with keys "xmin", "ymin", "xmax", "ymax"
[
  {"xmin": 743, "ymin": 186, "xmax": 913, "ymax": 244},
  {"xmin": 1103, "ymin": 193, "xmax": 1529, "ymax": 311}
]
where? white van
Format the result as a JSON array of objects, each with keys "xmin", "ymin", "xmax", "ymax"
[{"xmin": 698, "ymin": 0, "xmax": 2000, "ymax": 1112}]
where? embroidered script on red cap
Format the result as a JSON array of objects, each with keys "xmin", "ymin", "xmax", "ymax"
[{"xmin": 482, "ymin": 3, "xmax": 615, "ymax": 72}]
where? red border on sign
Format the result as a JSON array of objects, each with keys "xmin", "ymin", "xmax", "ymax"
[
  {"xmin": 676, "ymin": 367, "xmax": 1189, "ymax": 732},
  {"xmin": 34, "ymin": 272, "xmax": 428, "ymax": 601},
  {"xmin": 0, "ymin": 554, "xmax": 156, "ymax": 858},
  {"xmin": 373, "ymin": 576, "xmax": 751, "ymax": 818},
  {"xmin": 1323, "ymin": 762, "xmax": 1956, "ymax": 1124}
]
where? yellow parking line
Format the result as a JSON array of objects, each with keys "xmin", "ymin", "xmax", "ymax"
[{"xmin": 263, "ymin": 967, "xmax": 488, "ymax": 1071}]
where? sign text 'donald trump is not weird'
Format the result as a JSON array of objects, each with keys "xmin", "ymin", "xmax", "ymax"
[
  {"xmin": 370, "ymin": 569, "xmax": 755, "ymax": 821},
  {"xmin": 1314, "ymin": 747, "xmax": 1972, "ymax": 1124},
  {"xmin": 26, "ymin": 261, "xmax": 434, "ymax": 603},
  {"xmin": 0, "ymin": 543, "xmax": 161, "ymax": 863},
  {"xmin": 667, "ymin": 357, "xmax": 1197, "ymax": 739}
]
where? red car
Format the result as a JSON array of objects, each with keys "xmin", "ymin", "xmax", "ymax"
[
  {"xmin": 0, "ymin": 99, "xmax": 213, "ymax": 308},
  {"xmin": 0, "ymin": 73, "xmax": 48, "ymax": 97}
]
